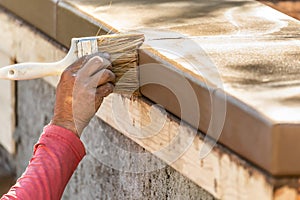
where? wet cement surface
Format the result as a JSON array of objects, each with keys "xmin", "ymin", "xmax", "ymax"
[{"xmin": 58, "ymin": 0, "xmax": 300, "ymax": 123}]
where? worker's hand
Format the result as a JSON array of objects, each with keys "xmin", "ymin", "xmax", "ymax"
[{"xmin": 50, "ymin": 54, "xmax": 115, "ymax": 137}]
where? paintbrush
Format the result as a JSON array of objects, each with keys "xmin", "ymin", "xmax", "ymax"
[{"xmin": 0, "ymin": 33, "xmax": 145, "ymax": 94}]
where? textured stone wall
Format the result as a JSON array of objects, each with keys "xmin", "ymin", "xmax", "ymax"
[{"xmin": 13, "ymin": 79, "xmax": 214, "ymax": 200}]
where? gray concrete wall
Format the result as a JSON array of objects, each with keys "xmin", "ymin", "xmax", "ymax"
[{"xmin": 13, "ymin": 79, "xmax": 215, "ymax": 200}]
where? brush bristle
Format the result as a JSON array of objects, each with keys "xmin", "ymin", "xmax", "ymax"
[{"xmin": 96, "ymin": 33, "xmax": 144, "ymax": 94}]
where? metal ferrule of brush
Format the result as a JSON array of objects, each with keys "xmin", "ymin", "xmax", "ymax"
[{"xmin": 73, "ymin": 36, "xmax": 99, "ymax": 58}]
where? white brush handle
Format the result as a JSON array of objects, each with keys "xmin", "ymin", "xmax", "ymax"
[
  {"xmin": 0, "ymin": 62, "xmax": 65, "ymax": 80},
  {"xmin": 0, "ymin": 36, "xmax": 97, "ymax": 80}
]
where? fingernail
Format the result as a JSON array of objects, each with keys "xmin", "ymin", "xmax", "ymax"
[{"xmin": 88, "ymin": 56, "xmax": 103, "ymax": 66}]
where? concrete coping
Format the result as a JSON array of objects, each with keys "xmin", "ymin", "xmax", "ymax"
[{"xmin": 1, "ymin": 0, "xmax": 300, "ymax": 175}]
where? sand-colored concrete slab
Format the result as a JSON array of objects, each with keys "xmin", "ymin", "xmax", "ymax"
[
  {"xmin": 61, "ymin": 0, "xmax": 253, "ymax": 32},
  {"xmin": 60, "ymin": 0, "xmax": 300, "ymax": 175}
]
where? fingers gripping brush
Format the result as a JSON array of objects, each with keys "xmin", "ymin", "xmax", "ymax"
[{"xmin": 0, "ymin": 33, "xmax": 145, "ymax": 94}]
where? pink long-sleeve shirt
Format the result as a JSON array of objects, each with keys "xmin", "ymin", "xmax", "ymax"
[{"xmin": 1, "ymin": 125, "xmax": 86, "ymax": 200}]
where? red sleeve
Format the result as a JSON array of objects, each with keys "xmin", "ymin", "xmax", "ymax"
[{"xmin": 1, "ymin": 125, "xmax": 86, "ymax": 200}]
